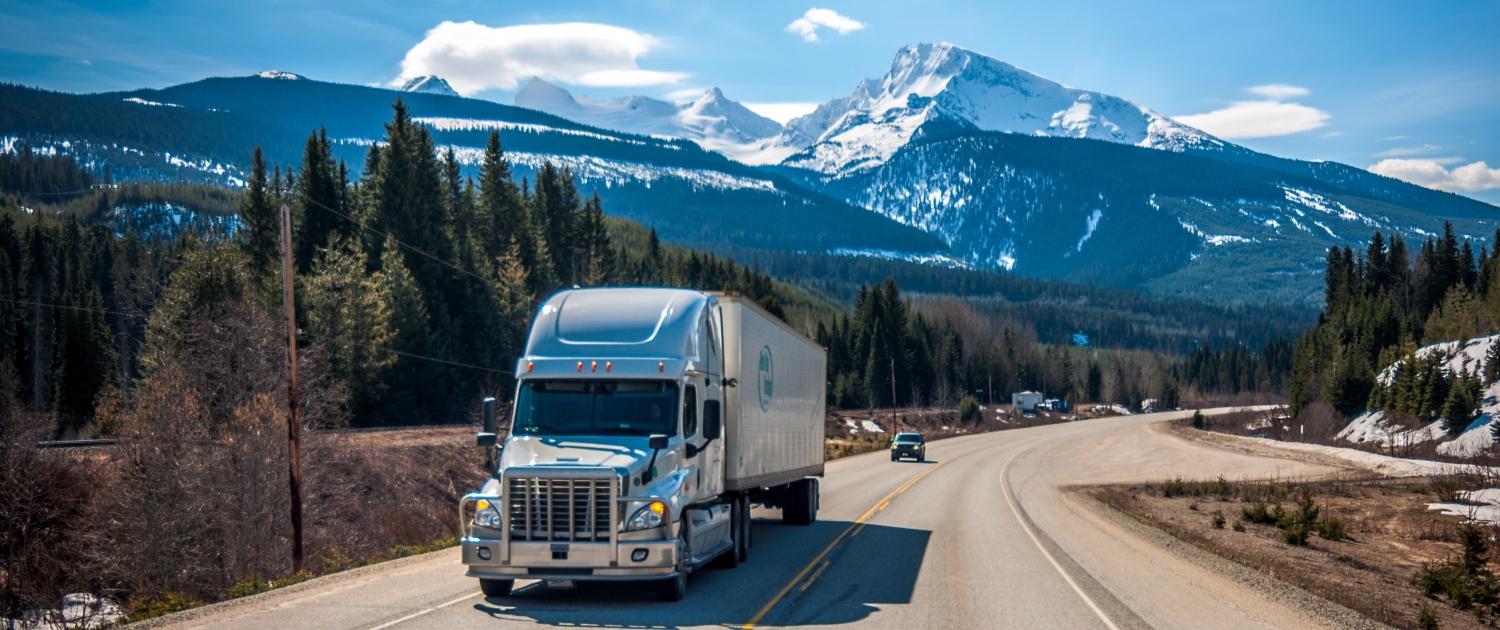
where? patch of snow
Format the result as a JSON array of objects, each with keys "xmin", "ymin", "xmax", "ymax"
[
  {"xmin": 1430, "ymin": 490, "xmax": 1500, "ymax": 523},
  {"xmin": 439, "ymin": 146, "xmax": 778, "ymax": 194},
  {"xmin": 415, "ymin": 117, "xmax": 649, "ymax": 146},
  {"xmin": 1337, "ymin": 410, "xmax": 1447, "ymax": 447},
  {"xmin": 255, "ymin": 70, "xmax": 303, "ymax": 80},
  {"xmin": 860, "ymin": 419, "xmax": 885, "ymax": 433},
  {"xmin": 1075, "ymin": 209, "xmax": 1103, "ymax": 251},
  {"xmin": 1177, "ymin": 218, "xmax": 1253, "ymax": 245},
  {"xmin": 3, "ymin": 593, "xmax": 124, "ymax": 629},
  {"xmin": 822, "ymin": 247, "xmax": 973, "ymax": 269},
  {"xmin": 122, "ymin": 97, "xmax": 180, "ymax": 107}
]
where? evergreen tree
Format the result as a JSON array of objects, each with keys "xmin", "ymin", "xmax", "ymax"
[
  {"xmin": 579, "ymin": 192, "xmax": 615, "ymax": 286},
  {"xmin": 237, "ymin": 148, "xmax": 277, "ymax": 280},
  {"xmin": 294, "ymin": 128, "xmax": 343, "ymax": 272},
  {"xmin": 477, "ymin": 132, "xmax": 552, "ymax": 294},
  {"xmin": 303, "ymin": 235, "xmax": 396, "ymax": 410}
]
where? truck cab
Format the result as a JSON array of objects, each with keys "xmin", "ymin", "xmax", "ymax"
[{"xmin": 460, "ymin": 288, "xmax": 823, "ymax": 602}]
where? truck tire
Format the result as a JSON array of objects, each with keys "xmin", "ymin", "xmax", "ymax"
[
  {"xmin": 658, "ymin": 525, "xmax": 689, "ymax": 601},
  {"xmin": 782, "ymin": 479, "xmax": 815, "ymax": 525},
  {"xmin": 479, "ymin": 578, "xmax": 513, "ymax": 597}
]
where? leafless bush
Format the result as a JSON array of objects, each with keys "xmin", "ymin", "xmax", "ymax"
[
  {"xmin": 1295, "ymin": 402, "xmax": 1345, "ymax": 444},
  {"xmin": 100, "ymin": 299, "xmax": 347, "ymax": 603},
  {"xmin": 0, "ymin": 411, "xmax": 106, "ymax": 619}
]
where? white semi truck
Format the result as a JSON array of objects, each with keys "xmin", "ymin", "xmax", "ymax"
[{"xmin": 460, "ymin": 288, "xmax": 826, "ymax": 601}]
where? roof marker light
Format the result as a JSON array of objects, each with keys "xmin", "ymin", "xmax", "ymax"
[
  {"xmin": 527, "ymin": 362, "xmax": 534, "ymax": 373},
  {"xmin": 658, "ymin": 362, "xmax": 665, "ymax": 373},
  {"xmin": 576, "ymin": 362, "xmax": 583, "ymax": 372},
  {"xmin": 606, "ymin": 362, "xmax": 612, "ymax": 372},
  {"xmin": 591, "ymin": 361, "xmax": 598, "ymax": 372}
]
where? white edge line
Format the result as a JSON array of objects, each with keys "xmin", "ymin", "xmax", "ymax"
[
  {"xmin": 365, "ymin": 591, "xmax": 482, "ymax": 630},
  {"xmin": 1001, "ymin": 452, "xmax": 1121, "ymax": 630}
]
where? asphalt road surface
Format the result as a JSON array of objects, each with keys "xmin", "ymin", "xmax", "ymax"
[{"xmin": 153, "ymin": 409, "xmax": 1358, "ymax": 630}]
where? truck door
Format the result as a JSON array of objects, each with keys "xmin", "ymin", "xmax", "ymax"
[{"xmin": 699, "ymin": 309, "xmax": 724, "ymax": 498}]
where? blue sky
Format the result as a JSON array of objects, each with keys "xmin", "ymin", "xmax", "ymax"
[{"xmin": 4, "ymin": 0, "xmax": 1499, "ymax": 203}]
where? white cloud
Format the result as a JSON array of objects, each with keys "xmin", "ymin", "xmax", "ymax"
[
  {"xmin": 1174, "ymin": 100, "xmax": 1331, "ymax": 139},
  {"xmin": 394, "ymin": 21, "xmax": 687, "ymax": 95},
  {"xmin": 743, "ymin": 102, "xmax": 821, "ymax": 124},
  {"xmin": 1246, "ymin": 84, "xmax": 1309, "ymax": 99},
  {"xmin": 664, "ymin": 87, "xmax": 707, "ymax": 101},
  {"xmin": 1369, "ymin": 159, "xmax": 1500, "ymax": 192},
  {"xmin": 786, "ymin": 8, "xmax": 866, "ymax": 42},
  {"xmin": 1373, "ymin": 144, "xmax": 1440, "ymax": 158}
]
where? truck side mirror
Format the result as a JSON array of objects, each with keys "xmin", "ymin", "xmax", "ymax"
[
  {"xmin": 477, "ymin": 396, "xmax": 498, "ymax": 447},
  {"xmin": 648, "ymin": 434, "xmax": 670, "ymax": 450},
  {"xmin": 703, "ymin": 400, "xmax": 721, "ymax": 441},
  {"xmin": 724, "ymin": 377, "xmax": 738, "ymax": 388}
]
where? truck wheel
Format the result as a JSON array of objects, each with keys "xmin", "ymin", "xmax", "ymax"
[
  {"xmin": 479, "ymin": 578, "xmax": 513, "ymax": 597},
  {"xmin": 658, "ymin": 526, "xmax": 689, "ymax": 601},
  {"xmin": 891, "ymin": 453, "xmax": 898, "ymax": 461},
  {"xmin": 782, "ymin": 479, "xmax": 815, "ymax": 525}
]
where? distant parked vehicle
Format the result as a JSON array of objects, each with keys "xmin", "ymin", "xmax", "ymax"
[{"xmin": 890, "ymin": 432, "xmax": 926, "ymax": 462}]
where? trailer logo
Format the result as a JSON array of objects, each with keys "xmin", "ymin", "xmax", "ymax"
[{"xmin": 757, "ymin": 345, "xmax": 774, "ymax": 412}]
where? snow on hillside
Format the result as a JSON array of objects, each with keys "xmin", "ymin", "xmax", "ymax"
[
  {"xmin": 768, "ymin": 42, "xmax": 1224, "ymax": 174},
  {"xmin": 438, "ymin": 146, "xmax": 780, "ymax": 194},
  {"xmin": 512, "ymin": 79, "xmax": 782, "ymax": 161},
  {"xmin": 1338, "ymin": 334, "xmax": 1500, "ymax": 457},
  {"xmin": 412, "ymin": 117, "xmax": 651, "ymax": 146}
]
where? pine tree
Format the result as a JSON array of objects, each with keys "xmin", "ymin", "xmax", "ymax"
[
  {"xmin": 580, "ymin": 192, "xmax": 615, "ymax": 286},
  {"xmin": 294, "ymin": 128, "xmax": 344, "ymax": 272},
  {"xmin": 477, "ymin": 132, "xmax": 552, "ymax": 294},
  {"xmin": 237, "ymin": 148, "xmax": 277, "ymax": 280},
  {"xmin": 532, "ymin": 163, "xmax": 581, "ymax": 285},
  {"xmin": 303, "ymin": 235, "xmax": 396, "ymax": 409},
  {"xmin": 52, "ymin": 281, "xmax": 117, "ymax": 436}
]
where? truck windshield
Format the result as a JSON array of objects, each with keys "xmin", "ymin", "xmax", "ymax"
[
  {"xmin": 895, "ymin": 435, "xmax": 921, "ymax": 444},
  {"xmin": 513, "ymin": 380, "xmax": 679, "ymax": 436}
]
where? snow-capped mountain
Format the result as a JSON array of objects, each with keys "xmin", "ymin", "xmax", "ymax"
[
  {"xmin": 757, "ymin": 42, "xmax": 1223, "ymax": 173},
  {"xmin": 513, "ymin": 78, "xmax": 783, "ymax": 161},
  {"xmin": 400, "ymin": 76, "xmax": 459, "ymax": 97}
]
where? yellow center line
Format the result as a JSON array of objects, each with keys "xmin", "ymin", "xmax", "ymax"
[
  {"xmin": 800, "ymin": 560, "xmax": 831, "ymax": 591},
  {"xmin": 740, "ymin": 449, "xmax": 978, "ymax": 629}
]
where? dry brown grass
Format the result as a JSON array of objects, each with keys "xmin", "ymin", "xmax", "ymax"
[{"xmin": 1096, "ymin": 474, "xmax": 1500, "ymax": 629}]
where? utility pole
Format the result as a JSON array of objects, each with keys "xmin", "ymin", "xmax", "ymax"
[
  {"xmin": 885, "ymin": 357, "xmax": 897, "ymax": 430},
  {"xmin": 988, "ymin": 372, "xmax": 993, "ymax": 407},
  {"xmin": 279, "ymin": 203, "xmax": 304, "ymax": 574}
]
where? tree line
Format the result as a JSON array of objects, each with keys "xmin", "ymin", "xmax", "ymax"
[{"xmin": 1290, "ymin": 223, "xmax": 1500, "ymax": 426}]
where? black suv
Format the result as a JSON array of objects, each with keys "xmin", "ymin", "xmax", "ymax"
[{"xmin": 890, "ymin": 432, "xmax": 926, "ymax": 462}]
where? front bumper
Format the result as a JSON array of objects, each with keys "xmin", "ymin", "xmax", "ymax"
[
  {"xmin": 462, "ymin": 538, "xmax": 679, "ymax": 581},
  {"xmin": 892, "ymin": 447, "xmax": 922, "ymax": 458}
]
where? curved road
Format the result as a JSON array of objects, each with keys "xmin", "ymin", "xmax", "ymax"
[{"xmin": 156, "ymin": 410, "xmax": 1353, "ymax": 630}]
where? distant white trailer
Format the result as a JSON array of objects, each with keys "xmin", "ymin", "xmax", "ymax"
[{"xmin": 1012, "ymin": 391, "xmax": 1043, "ymax": 411}]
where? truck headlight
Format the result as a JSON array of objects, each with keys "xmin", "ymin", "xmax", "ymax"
[
  {"xmin": 474, "ymin": 499, "xmax": 502, "ymax": 529},
  {"xmin": 626, "ymin": 501, "xmax": 667, "ymax": 531}
]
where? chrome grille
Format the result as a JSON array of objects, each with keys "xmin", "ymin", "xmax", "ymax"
[{"xmin": 507, "ymin": 477, "xmax": 613, "ymax": 541}]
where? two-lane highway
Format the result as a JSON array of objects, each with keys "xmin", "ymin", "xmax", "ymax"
[{"xmin": 150, "ymin": 410, "xmax": 1356, "ymax": 630}]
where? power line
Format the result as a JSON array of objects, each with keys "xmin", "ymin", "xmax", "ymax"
[
  {"xmin": 293, "ymin": 194, "xmax": 493, "ymax": 285},
  {"xmin": 298, "ymin": 330, "xmax": 513, "ymax": 375}
]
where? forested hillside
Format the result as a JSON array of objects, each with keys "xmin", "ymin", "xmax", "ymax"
[{"xmin": 1291, "ymin": 224, "xmax": 1500, "ymax": 424}]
